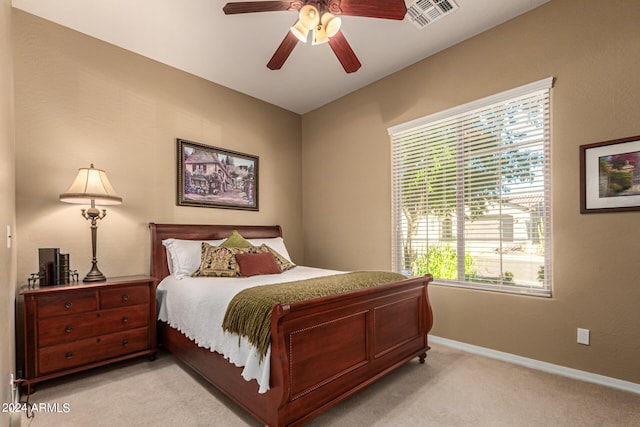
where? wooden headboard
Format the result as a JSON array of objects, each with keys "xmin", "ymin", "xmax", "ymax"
[{"xmin": 149, "ymin": 223, "xmax": 283, "ymax": 281}]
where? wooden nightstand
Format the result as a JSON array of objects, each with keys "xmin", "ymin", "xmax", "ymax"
[{"xmin": 21, "ymin": 275, "xmax": 157, "ymax": 393}]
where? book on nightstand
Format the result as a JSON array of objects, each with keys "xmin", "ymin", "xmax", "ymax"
[{"xmin": 38, "ymin": 248, "xmax": 70, "ymax": 286}]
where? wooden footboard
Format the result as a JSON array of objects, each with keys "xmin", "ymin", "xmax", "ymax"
[
  {"xmin": 150, "ymin": 223, "xmax": 433, "ymax": 427},
  {"xmin": 267, "ymin": 274, "xmax": 433, "ymax": 426}
]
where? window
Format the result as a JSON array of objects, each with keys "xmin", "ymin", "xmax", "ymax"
[{"xmin": 389, "ymin": 78, "xmax": 553, "ymax": 296}]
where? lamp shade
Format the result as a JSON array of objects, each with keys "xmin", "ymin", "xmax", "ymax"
[
  {"xmin": 312, "ymin": 13, "xmax": 342, "ymax": 45},
  {"xmin": 290, "ymin": 5, "xmax": 320, "ymax": 43},
  {"xmin": 290, "ymin": 19, "xmax": 310, "ymax": 42},
  {"xmin": 325, "ymin": 14, "xmax": 342, "ymax": 38},
  {"xmin": 298, "ymin": 4, "xmax": 319, "ymax": 29},
  {"xmin": 59, "ymin": 164, "xmax": 123, "ymax": 205},
  {"xmin": 312, "ymin": 24, "xmax": 328, "ymax": 45}
]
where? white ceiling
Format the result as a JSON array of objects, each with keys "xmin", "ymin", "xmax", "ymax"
[{"xmin": 12, "ymin": 0, "xmax": 549, "ymax": 114}]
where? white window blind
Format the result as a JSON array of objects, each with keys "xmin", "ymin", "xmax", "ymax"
[{"xmin": 389, "ymin": 78, "xmax": 553, "ymax": 297}]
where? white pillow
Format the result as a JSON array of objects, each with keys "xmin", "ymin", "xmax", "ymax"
[
  {"xmin": 162, "ymin": 238, "xmax": 225, "ymax": 279},
  {"xmin": 247, "ymin": 237, "xmax": 292, "ymax": 262}
]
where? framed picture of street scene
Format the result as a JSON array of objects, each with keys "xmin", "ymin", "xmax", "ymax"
[
  {"xmin": 580, "ymin": 135, "xmax": 640, "ymax": 213},
  {"xmin": 177, "ymin": 139, "xmax": 258, "ymax": 210}
]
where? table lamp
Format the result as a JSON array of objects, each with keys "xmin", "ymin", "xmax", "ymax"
[{"xmin": 59, "ymin": 164, "xmax": 122, "ymax": 282}]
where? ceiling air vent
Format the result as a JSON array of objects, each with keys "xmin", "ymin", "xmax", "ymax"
[{"xmin": 406, "ymin": 0, "xmax": 459, "ymax": 29}]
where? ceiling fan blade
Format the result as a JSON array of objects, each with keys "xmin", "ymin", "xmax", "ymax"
[
  {"xmin": 328, "ymin": 30, "xmax": 361, "ymax": 73},
  {"xmin": 267, "ymin": 31, "xmax": 300, "ymax": 70},
  {"xmin": 327, "ymin": 0, "xmax": 407, "ymax": 20},
  {"xmin": 223, "ymin": 1, "xmax": 301, "ymax": 15}
]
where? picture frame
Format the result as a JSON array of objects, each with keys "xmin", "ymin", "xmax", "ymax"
[
  {"xmin": 177, "ymin": 138, "xmax": 258, "ymax": 211},
  {"xmin": 580, "ymin": 135, "xmax": 640, "ymax": 213}
]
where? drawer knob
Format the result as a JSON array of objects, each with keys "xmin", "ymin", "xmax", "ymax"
[
  {"xmin": 122, "ymin": 339, "xmax": 128, "ymax": 346},
  {"xmin": 122, "ymin": 294, "xmax": 129, "ymax": 301},
  {"xmin": 122, "ymin": 316, "xmax": 129, "ymax": 324},
  {"xmin": 66, "ymin": 352, "xmax": 73, "ymax": 359},
  {"xmin": 65, "ymin": 325, "xmax": 73, "ymax": 333},
  {"xmin": 65, "ymin": 301, "xmax": 72, "ymax": 309}
]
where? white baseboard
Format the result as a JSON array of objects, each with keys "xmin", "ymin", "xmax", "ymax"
[{"xmin": 429, "ymin": 335, "xmax": 640, "ymax": 395}]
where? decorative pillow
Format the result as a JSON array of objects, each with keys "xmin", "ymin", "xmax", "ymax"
[
  {"xmin": 162, "ymin": 238, "xmax": 225, "ymax": 278},
  {"xmin": 247, "ymin": 237, "xmax": 293, "ymax": 262},
  {"xmin": 257, "ymin": 244, "xmax": 296, "ymax": 272},
  {"xmin": 219, "ymin": 230, "xmax": 253, "ymax": 249},
  {"xmin": 191, "ymin": 243, "xmax": 251, "ymax": 277},
  {"xmin": 235, "ymin": 252, "xmax": 282, "ymax": 277}
]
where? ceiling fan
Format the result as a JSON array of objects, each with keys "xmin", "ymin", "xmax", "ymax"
[{"xmin": 223, "ymin": 1, "xmax": 408, "ymax": 73}]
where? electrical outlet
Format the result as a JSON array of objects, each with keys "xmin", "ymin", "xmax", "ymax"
[
  {"xmin": 6, "ymin": 225, "xmax": 11, "ymax": 249},
  {"xmin": 577, "ymin": 328, "xmax": 590, "ymax": 345}
]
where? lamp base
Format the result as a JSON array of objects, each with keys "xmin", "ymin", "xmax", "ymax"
[{"xmin": 83, "ymin": 266, "xmax": 106, "ymax": 282}]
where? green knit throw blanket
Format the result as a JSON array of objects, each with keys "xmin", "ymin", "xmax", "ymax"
[{"xmin": 222, "ymin": 271, "xmax": 407, "ymax": 360}]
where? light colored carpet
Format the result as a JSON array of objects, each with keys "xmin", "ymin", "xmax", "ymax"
[{"xmin": 20, "ymin": 344, "xmax": 640, "ymax": 426}]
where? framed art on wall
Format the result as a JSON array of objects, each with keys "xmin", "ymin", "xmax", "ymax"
[
  {"xmin": 177, "ymin": 138, "xmax": 258, "ymax": 210},
  {"xmin": 580, "ymin": 135, "xmax": 640, "ymax": 213}
]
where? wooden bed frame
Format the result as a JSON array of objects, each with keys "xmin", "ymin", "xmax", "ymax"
[{"xmin": 150, "ymin": 223, "xmax": 433, "ymax": 427}]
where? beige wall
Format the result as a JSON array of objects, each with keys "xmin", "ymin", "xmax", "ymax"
[
  {"xmin": 1, "ymin": 0, "xmax": 17, "ymax": 425},
  {"xmin": 13, "ymin": 11, "xmax": 303, "ymax": 285},
  {"xmin": 302, "ymin": 0, "xmax": 640, "ymax": 384}
]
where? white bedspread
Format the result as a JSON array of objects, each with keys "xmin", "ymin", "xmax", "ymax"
[{"xmin": 156, "ymin": 266, "xmax": 342, "ymax": 393}]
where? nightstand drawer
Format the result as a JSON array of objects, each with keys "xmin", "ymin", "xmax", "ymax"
[
  {"xmin": 38, "ymin": 305, "xmax": 149, "ymax": 347},
  {"xmin": 100, "ymin": 285, "xmax": 149, "ymax": 309},
  {"xmin": 37, "ymin": 291, "xmax": 97, "ymax": 318},
  {"xmin": 38, "ymin": 327, "xmax": 149, "ymax": 374}
]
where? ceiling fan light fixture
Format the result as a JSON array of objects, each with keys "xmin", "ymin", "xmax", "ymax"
[
  {"xmin": 298, "ymin": 4, "xmax": 320, "ymax": 29},
  {"xmin": 312, "ymin": 25, "xmax": 328, "ymax": 45},
  {"xmin": 290, "ymin": 20, "xmax": 310, "ymax": 42},
  {"xmin": 324, "ymin": 14, "xmax": 341, "ymax": 38},
  {"xmin": 312, "ymin": 12, "xmax": 341, "ymax": 45},
  {"xmin": 290, "ymin": 4, "xmax": 320, "ymax": 43}
]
